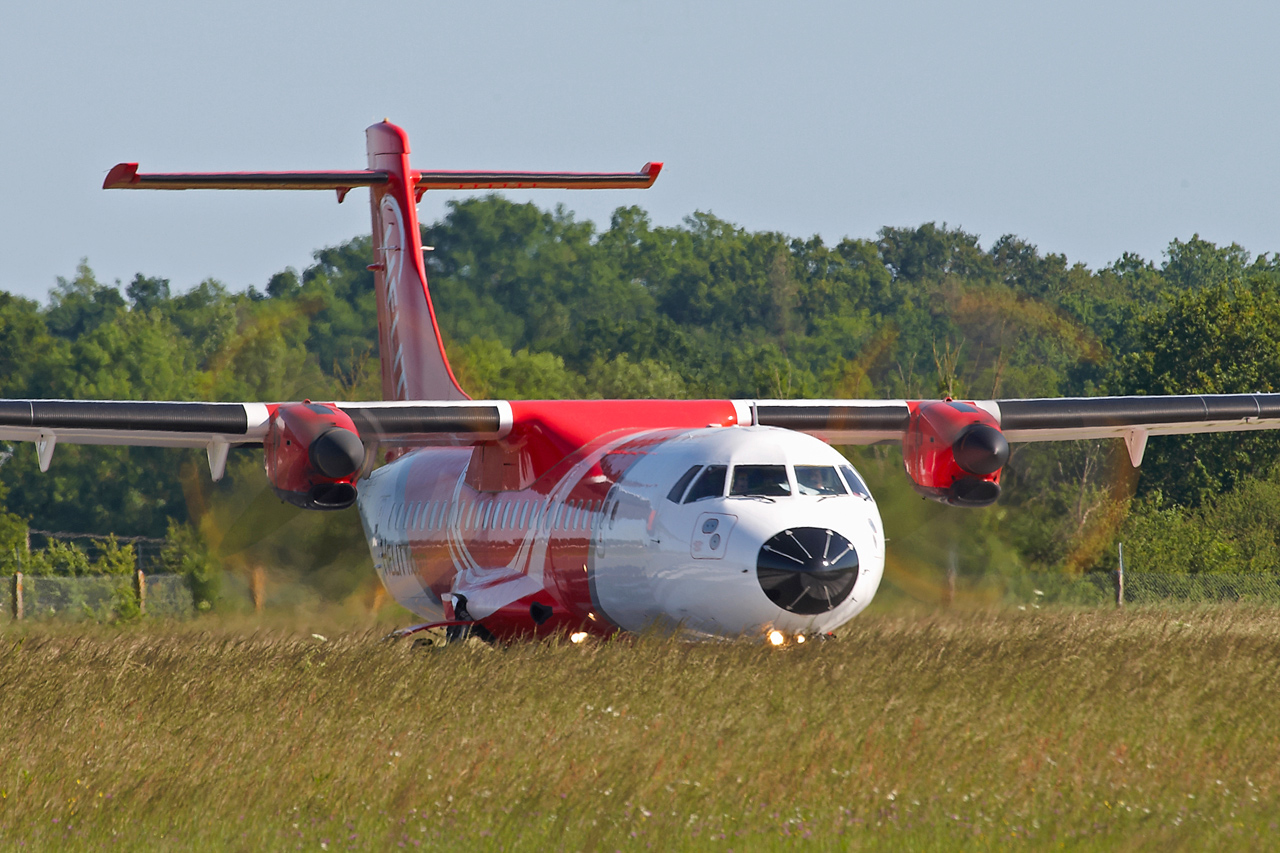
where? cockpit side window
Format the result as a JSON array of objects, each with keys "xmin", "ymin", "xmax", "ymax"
[
  {"xmin": 666, "ymin": 465, "xmax": 702, "ymax": 503},
  {"xmin": 839, "ymin": 465, "xmax": 872, "ymax": 499},
  {"xmin": 683, "ymin": 465, "xmax": 727, "ymax": 502},
  {"xmin": 795, "ymin": 466, "xmax": 847, "ymax": 496},
  {"xmin": 729, "ymin": 464, "xmax": 791, "ymax": 497}
]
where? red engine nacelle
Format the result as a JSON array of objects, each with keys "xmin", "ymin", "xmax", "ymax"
[
  {"xmin": 902, "ymin": 400, "xmax": 1009, "ymax": 507},
  {"xmin": 264, "ymin": 402, "xmax": 366, "ymax": 510}
]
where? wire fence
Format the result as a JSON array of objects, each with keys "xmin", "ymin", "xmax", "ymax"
[
  {"xmin": 26, "ymin": 529, "xmax": 169, "ymax": 572},
  {"xmin": 0, "ymin": 573, "xmax": 194, "ymax": 621},
  {"xmin": 1004, "ymin": 572, "xmax": 1280, "ymax": 606}
]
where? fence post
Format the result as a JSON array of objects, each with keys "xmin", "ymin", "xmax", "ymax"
[
  {"xmin": 135, "ymin": 569, "xmax": 146, "ymax": 615},
  {"xmin": 1116, "ymin": 542, "xmax": 1125, "ymax": 608},
  {"xmin": 250, "ymin": 565, "xmax": 265, "ymax": 613},
  {"xmin": 14, "ymin": 571, "xmax": 22, "ymax": 620}
]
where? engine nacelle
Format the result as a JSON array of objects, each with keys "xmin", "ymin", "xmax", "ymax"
[
  {"xmin": 264, "ymin": 402, "xmax": 365, "ymax": 510},
  {"xmin": 901, "ymin": 400, "xmax": 1009, "ymax": 508}
]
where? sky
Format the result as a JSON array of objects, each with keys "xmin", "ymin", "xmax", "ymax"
[{"xmin": 1, "ymin": 0, "xmax": 1278, "ymax": 303}]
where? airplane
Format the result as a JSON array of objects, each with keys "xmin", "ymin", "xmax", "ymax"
[{"xmin": 4, "ymin": 119, "xmax": 1280, "ymax": 645}]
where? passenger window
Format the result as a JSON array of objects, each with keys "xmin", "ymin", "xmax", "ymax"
[
  {"xmin": 683, "ymin": 465, "xmax": 727, "ymax": 502},
  {"xmin": 667, "ymin": 465, "xmax": 702, "ymax": 503},
  {"xmin": 795, "ymin": 466, "xmax": 847, "ymax": 496},
  {"xmin": 730, "ymin": 465, "xmax": 791, "ymax": 497},
  {"xmin": 839, "ymin": 465, "xmax": 872, "ymax": 499}
]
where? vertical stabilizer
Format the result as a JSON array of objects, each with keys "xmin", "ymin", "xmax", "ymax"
[{"xmin": 366, "ymin": 122, "xmax": 469, "ymax": 402}]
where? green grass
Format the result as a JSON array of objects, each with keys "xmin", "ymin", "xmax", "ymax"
[{"xmin": 1, "ymin": 605, "xmax": 1279, "ymax": 850}]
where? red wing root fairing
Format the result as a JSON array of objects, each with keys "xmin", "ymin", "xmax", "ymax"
[{"xmin": 5, "ymin": 120, "xmax": 1277, "ymax": 640}]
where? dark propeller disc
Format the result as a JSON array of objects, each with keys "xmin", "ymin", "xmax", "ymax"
[
  {"xmin": 952, "ymin": 424, "xmax": 1009, "ymax": 475},
  {"xmin": 309, "ymin": 428, "xmax": 365, "ymax": 479},
  {"xmin": 757, "ymin": 527, "xmax": 859, "ymax": 615}
]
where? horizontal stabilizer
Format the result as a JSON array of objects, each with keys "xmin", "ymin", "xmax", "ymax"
[
  {"xmin": 103, "ymin": 164, "xmax": 388, "ymax": 191},
  {"xmin": 104, "ymin": 163, "xmax": 663, "ymax": 194},
  {"xmin": 414, "ymin": 163, "xmax": 662, "ymax": 192}
]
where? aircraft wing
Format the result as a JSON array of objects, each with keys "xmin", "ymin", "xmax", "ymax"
[
  {"xmin": 747, "ymin": 393, "xmax": 1280, "ymax": 444},
  {"xmin": 0, "ymin": 398, "xmax": 511, "ymax": 475},
  {"xmin": 8, "ymin": 393, "xmax": 1280, "ymax": 484}
]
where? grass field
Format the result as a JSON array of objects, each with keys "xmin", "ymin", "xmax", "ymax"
[{"xmin": 1, "ymin": 604, "xmax": 1279, "ymax": 850}]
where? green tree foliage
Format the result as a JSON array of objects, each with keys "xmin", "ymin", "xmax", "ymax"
[{"xmin": 1107, "ymin": 277, "xmax": 1280, "ymax": 505}]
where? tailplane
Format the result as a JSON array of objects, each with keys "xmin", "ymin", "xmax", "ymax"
[{"xmin": 105, "ymin": 121, "xmax": 662, "ymax": 401}]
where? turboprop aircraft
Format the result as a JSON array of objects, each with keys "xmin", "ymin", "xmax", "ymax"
[{"xmin": 3, "ymin": 120, "xmax": 1280, "ymax": 643}]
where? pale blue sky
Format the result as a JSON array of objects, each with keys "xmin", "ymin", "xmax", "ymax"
[{"xmin": 1, "ymin": 1, "xmax": 1277, "ymax": 302}]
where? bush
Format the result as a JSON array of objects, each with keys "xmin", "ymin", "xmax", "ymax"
[
  {"xmin": 159, "ymin": 520, "xmax": 220, "ymax": 610},
  {"xmin": 92, "ymin": 535, "xmax": 136, "ymax": 575},
  {"xmin": 23, "ymin": 539, "xmax": 92, "ymax": 576}
]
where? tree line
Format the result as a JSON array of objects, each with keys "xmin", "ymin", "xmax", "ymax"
[{"xmin": 2, "ymin": 196, "xmax": 1279, "ymax": 601}]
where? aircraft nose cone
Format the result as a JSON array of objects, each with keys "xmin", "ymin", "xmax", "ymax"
[
  {"xmin": 953, "ymin": 424, "xmax": 1010, "ymax": 475},
  {"xmin": 757, "ymin": 527, "xmax": 859, "ymax": 615},
  {"xmin": 309, "ymin": 428, "xmax": 365, "ymax": 479}
]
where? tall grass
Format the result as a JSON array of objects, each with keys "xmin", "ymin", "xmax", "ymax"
[{"xmin": 1, "ymin": 605, "xmax": 1278, "ymax": 850}]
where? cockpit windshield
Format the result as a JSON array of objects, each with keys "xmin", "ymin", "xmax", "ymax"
[
  {"xmin": 729, "ymin": 465, "xmax": 792, "ymax": 497},
  {"xmin": 671, "ymin": 462, "xmax": 871, "ymax": 503},
  {"xmin": 667, "ymin": 465, "xmax": 702, "ymax": 503},
  {"xmin": 795, "ymin": 466, "xmax": 847, "ymax": 496},
  {"xmin": 683, "ymin": 465, "xmax": 728, "ymax": 502},
  {"xmin": 839, "ymin": 465, "xmax": 873, "ymax": 499}
]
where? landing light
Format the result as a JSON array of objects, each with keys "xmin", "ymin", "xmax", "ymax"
[
  {"xmin": 570, "ymin": 632, "xmax": 589, "ymax": 644},
  {"xmin": 795, "ymin": 634, "xmax": 806, "ymax": 644},
  {"xmin": 768, "ymin": 630, "xmax": 785, "ymax": 646}
]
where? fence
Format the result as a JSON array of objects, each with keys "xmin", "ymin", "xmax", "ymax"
[
  {"xmin": 25, "ymin": 529, "xmax": 169, "ymax": 573},
  {"xmin": 1004, "ymin": 572, "xmax": 1280, "ymax": 606},
  {"xmin": 0, "ymin": 572, "xmax": 194, "ymax": 621}
]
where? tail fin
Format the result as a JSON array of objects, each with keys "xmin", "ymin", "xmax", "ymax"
[
  {"xmin": 364, "ymin": 122, "xmax": 468, "ymax": 401},
  {"xmin": 105, "ymin": 120, "xmax": 662, "ymax": 401}
]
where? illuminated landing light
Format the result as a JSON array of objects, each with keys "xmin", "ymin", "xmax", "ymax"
[
  {"xmin": 795, "ymin": 633, "xmax": 806, "ymax": 644},
  {"xmin": 768, "ymin": 630, "xmax": 785, "ymax": 647},
  {"xmin": 570, "ymin": 632, "xmax": 589, "ymax": 644}
]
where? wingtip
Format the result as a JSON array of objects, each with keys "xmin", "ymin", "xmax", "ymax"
[
  {"xmin": 643, "ymin": 162, "xmax": 663, "ymax": 184},
  {"xmin": 103, "ymin": 162, "xmax": 139, "ymax": 189}
]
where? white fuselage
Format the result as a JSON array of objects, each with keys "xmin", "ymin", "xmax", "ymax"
[{"xmin": 357, "ymin": 426, "xmax": 885, "ymax": 640}]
